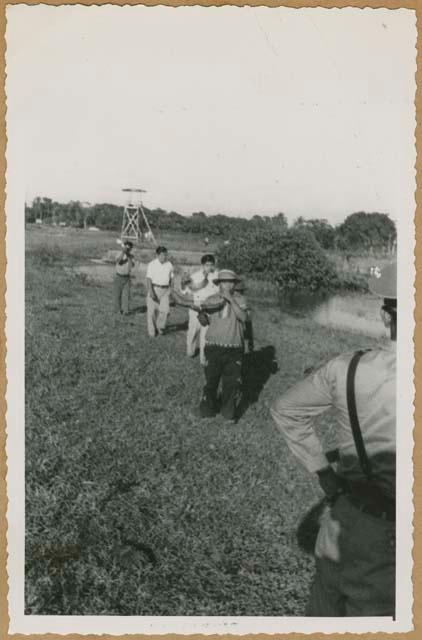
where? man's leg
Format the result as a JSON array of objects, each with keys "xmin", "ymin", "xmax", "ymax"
[
  {"xmin": 157, "ymin": 290, "xmax": 170, "ymax": 333},
  {"xmin": 199, "ymin": 326, "xmax": 208, "ymax": 365},
  {"xmin": 125, "ymin": 278, "xmax": 131, "ymax": 314},
  {"xmin": 146, "ymin": 295, "xmax": 158, "ymax": 337},
  {"xmin": 113, "ymin": 276, "xmax": 124, "ymax": 313},
  {"xmin": 306, "ymin": 557, "xmax": 345, "ymax": 616},
  {"xmin": 338, "ymin": 499, "xmax": 395, "ymax": 617},
  {"xmin": 220, "ymin": 349, "xmax": 243, "ymax": 420},
  {"xmin": 199, "ymin": 346, "xmax": 222, "ymax": 417},
  {"xmin": 187, "ymin": 309, "xmax": 200, "ymax": 357}
]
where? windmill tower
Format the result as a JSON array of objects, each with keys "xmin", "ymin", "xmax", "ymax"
[{"xmin": 121, "ymin": 188, "xmax": 156, "ymax": 244}]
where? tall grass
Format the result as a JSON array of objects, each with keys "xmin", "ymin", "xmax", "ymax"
[{"xmin": 25, "ymin": 228, "xmax": 385, "ymax": 615}]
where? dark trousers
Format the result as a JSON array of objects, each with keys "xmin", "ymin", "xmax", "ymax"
[
  {"xmin": 113, "ymin": 274, "xmax": 131, "ymax": 313},
  {"xmin": 307, "ymin": 495, "xmax": 395, "ymax": 617},
  {"xmin": 200, "ymin": 345, "xmax": 243, "ymax": 420}
]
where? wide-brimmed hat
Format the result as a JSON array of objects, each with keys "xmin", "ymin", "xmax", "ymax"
[
  {"xmin": 214, "ymin": 269, "xmax": 241, "ymax": 284},
  {"xmin": 368, "ymin": 262, "xmax": 397, "ymax": 300}
]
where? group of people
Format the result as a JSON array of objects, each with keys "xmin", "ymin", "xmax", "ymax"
[
  {"xmin": 114, "ymin": 242, "xmax": 250, "ymax": 421},
  {"xmin": 114, "ymin": 239, "xmax": 397, "ymax": 618}
]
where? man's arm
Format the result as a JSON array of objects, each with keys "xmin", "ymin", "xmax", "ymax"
[
  {"xmin": 270, "ymin": 365, "xmax": 335, "ymax": 474},
  {"xmin": 146, "ymin": 277, "xmax": 158, "ymax": 301},
  {"xmin": 116, "ymin": 250, "xmax": 127, "ymax": 265},
  {"xmin": 171, "ymin": 288, "xmax": 199, "ymax": 310},
  {"xmin": 221, "ymin": 292, "xmax": 248, "ymax": 323}
]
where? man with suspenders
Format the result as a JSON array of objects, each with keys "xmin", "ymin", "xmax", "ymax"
[{"xmin": 271, "ymin": 262, "xmax": 396, "ymax": 616}]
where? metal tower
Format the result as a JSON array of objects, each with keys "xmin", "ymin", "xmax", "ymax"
[{"xmin": 121, "ymin": 188, "xmax": 156, "ymax": 244}]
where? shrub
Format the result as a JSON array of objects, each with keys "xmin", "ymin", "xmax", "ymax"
[
  {"xmin": 336, "ymin": 271, "xmax": 369, "ymax": 292},
  {"xmin": 216, "ymin": 227, "xmax": 339, "ymax": 293},
  {"xmin": 28, "ymin": 245, "xmax": 63, "ymax": 266}
]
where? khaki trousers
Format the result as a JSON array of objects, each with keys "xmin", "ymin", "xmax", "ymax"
[
  {"xmin": 187, "ymin": 308, "xmax": 208, "ymax": 364},
  {"xmin": 147, "ymin": 288, "xmax": 170, "ymax": 336},
  {"xmin": 113, "ymin": 274, "xmax": 131, "ymax": 313}
]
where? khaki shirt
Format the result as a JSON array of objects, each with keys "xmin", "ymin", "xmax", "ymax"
[{"xmin": 271, "ymin": 343, "xmax": 396, "ymax": 498}]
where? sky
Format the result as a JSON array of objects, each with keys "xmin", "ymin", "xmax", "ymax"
[{"xmin": 6, "ymin": 5, "xmax": 416, "ymax": 224}]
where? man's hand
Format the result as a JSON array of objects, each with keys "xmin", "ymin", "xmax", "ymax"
[
  {"xmin": 316, "ymin": 467, "xmax": 345, "ymax": 501},
  {"xmin": 220, "ymin": 291, "xmax": 233, "ymax": 302},
  {"xmin": 197, "ymin": 311, "xmax": 210, "ymax": 327},
  {"xmin": 181, "ymin": 273, "xmax": 191, "ymax": 288}
]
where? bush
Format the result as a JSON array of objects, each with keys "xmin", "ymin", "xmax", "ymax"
[
  {"xmin": 28, "ymin": 245, "xmax": 63, "ymax": 266},
  {"xmin": 216, "ymin": 227, "xmax": 339, "ymax": 293},
  {"xmin": 336, "ymin": 271, "xmax": 369, "ymax": 292}
]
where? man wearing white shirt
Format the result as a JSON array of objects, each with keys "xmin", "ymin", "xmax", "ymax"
[
  {"xmin": 183, "ymin": 254, "xmax": 218, "ymax": 365},
  {"xmin": 146, "ymin": 246, "xmax": 174, "ymax": 337}
]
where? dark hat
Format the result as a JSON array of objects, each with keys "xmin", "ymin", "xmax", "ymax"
[
  {"xmin": 368, "ymin": 262, "xmax": 397, "ymax": 300},
  {"xmin": 214, "ymin": 269, "xmax": 241, "ymax": 284}
]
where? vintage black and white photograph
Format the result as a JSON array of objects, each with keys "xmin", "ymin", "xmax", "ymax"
[{"xmin": 5, "ymin": 4, "xmax": 416, "ymax": 635}]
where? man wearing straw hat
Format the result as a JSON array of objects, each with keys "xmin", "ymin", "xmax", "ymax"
[
  {"xmin": 270, "ymin": 262, "xmax": 397, "ymax": 617},
  {"xmin": 172, "ymin": 268, "xmax": 249, "ymax": 422},
  {"xmin": 199, "ymin": 269, "xmax": 249, "ymax": 422}
]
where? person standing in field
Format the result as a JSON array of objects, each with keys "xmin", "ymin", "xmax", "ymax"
[
  {"xmin": 146, "ymin": 246, "xmax": 174, "ymax": 337},
  {"xmin": 114, "ymin": 240, "xmax": 135, "ymax": 315},
  {"xmin": 199, "ymin": 269, "xmax": 250, "ymax": 422},
  {"xmin": 270, "ymin": 262, "xmax": 397, "ymax": 617},
  {"xmin": 182, "ymin": 254, "xmax": 219, "ymax": 365}
]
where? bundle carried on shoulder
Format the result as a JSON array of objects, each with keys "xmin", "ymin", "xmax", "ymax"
[{"xmin": 199, "ymin": 293, "xmax": 226, "ymax": 312}]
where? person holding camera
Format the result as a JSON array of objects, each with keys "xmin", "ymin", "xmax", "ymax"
[
  {"xmin": 113, "ymin": 240, "xmax": 135, "ymax": 315},
  {"xmin": 270, "ymin": 262, "xmax": 397, "ymax": 617}
]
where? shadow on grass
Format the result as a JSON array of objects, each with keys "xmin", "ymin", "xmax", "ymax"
[
  {"xmin": 127, "ymin": 304, "xmax": 147, "ymax": 315},
  {"xmin": 237, "ymin": 345, "xmax": 278, "ymax": 418},
  {"xmin": 165, "ymin": 320, "xmax": 189, "ymax": 334}
]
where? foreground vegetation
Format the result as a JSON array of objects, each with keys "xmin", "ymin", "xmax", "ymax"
[{"xmin": 25, "ymin": 230, "xmax": 385, "ymax": 615}]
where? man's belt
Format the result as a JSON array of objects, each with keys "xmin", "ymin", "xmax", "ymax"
[
  {"xmin": 153, "ymin": 284, "xmax": 169, "ymax": 288},
  {"xmin": 345, "ymin": 493, "xmax": 395, "ymax": 522},
  {"xmin": 205, "ymin": 343, "xmax": 243, "ymax": 349}
]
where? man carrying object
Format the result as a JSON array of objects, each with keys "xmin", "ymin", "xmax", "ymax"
[{"xmin": 182, "ymin": 254, "xmax": 219, "ymax": 365}]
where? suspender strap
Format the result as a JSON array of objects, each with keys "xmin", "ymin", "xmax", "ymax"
[{"xmin": 346, "ymin": 350, "xmax": 373, "ymax": 480}]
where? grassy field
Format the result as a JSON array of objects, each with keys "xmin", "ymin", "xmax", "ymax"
[
  {"xmin": 25, "ymin": 227, "xmax": 385, "ymax": 616},
  {"xmin": 26, "ymin": 224, "xmax": 220, "ymax": 264}
]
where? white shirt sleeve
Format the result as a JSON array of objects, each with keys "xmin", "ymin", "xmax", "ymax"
[{"xmin": 270, "ymin": 365, "xmax": 333, "ymax": 473}]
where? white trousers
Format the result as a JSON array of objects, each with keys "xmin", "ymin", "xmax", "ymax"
[
  {"xmin": 187, "ymin": 308, "xmax": 208, "ymax": 364},
  {"xmin": 147, "ymin": 289, "xmax": 170, "ymax": 337}
]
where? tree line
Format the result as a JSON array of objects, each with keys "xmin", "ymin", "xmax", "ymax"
[{"xmin": 26, "ymin": 197, "xmax": 396, "ymax": 255}]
